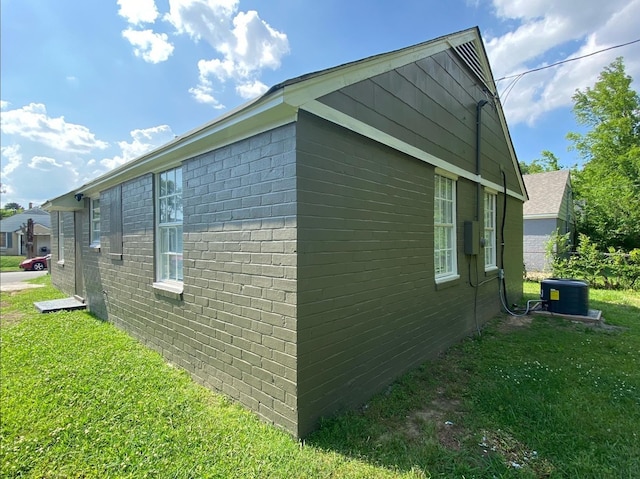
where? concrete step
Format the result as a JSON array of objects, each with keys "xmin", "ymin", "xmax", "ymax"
[{"xmin": 34, "ymin": 297, "xmax": 87, "ymax": 313}]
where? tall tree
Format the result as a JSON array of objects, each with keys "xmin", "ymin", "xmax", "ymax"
[
  {"xmin": 568, "ymin": 57, "xmax": 640, "ymax": 250},
  {"xmin": 519, "ymin": 150, "xmax": 563, "ymax": 175},
  {"xmin": 3, "ymin": 202, "xmax": 23, "ymax": 211}
]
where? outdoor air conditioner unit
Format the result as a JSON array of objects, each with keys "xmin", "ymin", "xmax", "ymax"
[{"xmin": 540, "ymin": 278, "xmax": 589, "ymax": 316}]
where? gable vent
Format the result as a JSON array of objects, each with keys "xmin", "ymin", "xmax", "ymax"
[{"xmin": 453, "ymin": 41, "xmax": 493, "ymax": 92}]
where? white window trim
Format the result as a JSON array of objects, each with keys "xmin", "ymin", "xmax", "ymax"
[
  {"xmin": 434, "ymin": 174, "xmax": 458, "ymax": 283},
  {"xmin": 90, "ymin": 198, "xmax": 101, "ymax": 249},
  {"xmin": 155, "ymin": 166, "xmax": 183, "ymax": 284},
  {"xmin": 484, "ymin": 191, "xmax": 497, "ymax": 271}
]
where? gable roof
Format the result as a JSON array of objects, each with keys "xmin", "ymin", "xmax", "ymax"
[
  {"xmin": 0, "ymin": 207, "xmax": 52, "ymax": 233},
  {"xmin": 45, "ymin": 26, "xmax": 525, "ymax": 211},
  {"xmin": 523, "ymin": 170, "xmax": 572, "ymax": 219}
]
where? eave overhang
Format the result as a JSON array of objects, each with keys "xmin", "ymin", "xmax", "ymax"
[{"xmin": 44, "ymin": 27, "xmax": 527, "ymax": 210}]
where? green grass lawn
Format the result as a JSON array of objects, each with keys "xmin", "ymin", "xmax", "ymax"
[
  {"xmin": 0, "ymin": 255, "xmax": 23, "ymax": 272},
  {"xmin": 2, "ymin": 278, "xmax": 639, "ymax": 478}
]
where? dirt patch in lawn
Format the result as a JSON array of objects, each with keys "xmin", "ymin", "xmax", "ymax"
[
  {"xmin": 0, "ymin": 308, "xmax": 24, "ymax": 327},
  {"xmin": 402, "ymin": 388, "xmax": 466, "ymax": 450},
  {"xmin": 496, "ymin": 314, "xmax": 534, "ymax": 333}
]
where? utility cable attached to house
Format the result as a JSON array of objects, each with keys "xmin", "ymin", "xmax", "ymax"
[{"xmin": 497, "ymin": 170, "xmax": 545, "ymax": 317}]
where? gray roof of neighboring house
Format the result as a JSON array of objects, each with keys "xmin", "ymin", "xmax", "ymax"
[
  {"xmin": 523, "ymin": 170, "xmax": 571, "ymax": 217},
  {"xmin": 0, "ymin": 207, "xmax": 51, "ymax": 233}
]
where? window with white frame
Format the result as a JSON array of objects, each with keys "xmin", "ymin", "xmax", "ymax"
[
  {"xmin": 58, "ymin": 212, "xmax": 64, "ymax": 261},
  {"xmin": 484, "ymin": 191, "xmax": 497, "ymax": 270},
  {"xmin": 434, "ymin": 174, "xmax": 457, "ymax": 280},
  {"xmin": 157, "ymin": 166, "xmax": 183, "ymax": 282},
  {"xmin": 90, "ymin": 198, "xmax": 101, "ymax": 247}
]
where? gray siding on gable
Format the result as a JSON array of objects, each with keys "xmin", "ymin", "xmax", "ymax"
[
  {"xmin": 318, "ymin": 50, "xmax": 520, "ymax": 194},
  {"xmin": 295, "ymin": 111, "xmax": 518, "ymax": 437}
]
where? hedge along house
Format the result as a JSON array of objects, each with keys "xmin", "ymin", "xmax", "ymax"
[{"xmin": 44, "ymin": 27, "xmax": 526, "ymax": 438}]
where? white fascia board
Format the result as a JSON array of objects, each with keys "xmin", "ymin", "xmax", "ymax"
[
  {"xmin": 77, "ymin": 95, "xmax": 295, "ymax": 198},
  {"xmin": 302, "ymin": 100, "xmax": 526, "ymax": 202}
]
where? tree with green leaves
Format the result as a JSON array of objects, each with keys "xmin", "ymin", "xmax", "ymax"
[
  {"xmin": 568, "ymin": 57, "xmax": 640, "ymax": 250},
  {"xmin": 0, "ymin": 202, "xmax": 23, "ymax": 219},
  {"xmin": 3, "ymin": 202, "xmax": 24, "ymax": 211},
  {"xmin": 519, "ymin": 150, "xmax": 563, "ymax": 175}
]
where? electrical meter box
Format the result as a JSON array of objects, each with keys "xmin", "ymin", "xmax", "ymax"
[{"xmin": 464, "ymin": 220, "xmax": 479, "ymax": 256}]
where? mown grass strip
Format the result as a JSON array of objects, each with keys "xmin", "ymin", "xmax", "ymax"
[
  {"xmin": 1, "ymin": 279, "xmax": 419, "ymax": 479},
  {"xmin": 0, "ymin": 255, "xmax": 23, "ymax": 272},
  {"xmin": 2, "ymin": 279, "xmax": 639, "ymax": 478}
]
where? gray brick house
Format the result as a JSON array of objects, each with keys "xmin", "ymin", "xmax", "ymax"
[
  {"xmin": 44, "ymin": 27, "xmax": 526, "ymax": 438},
  {"xmin": 523, "ymin": 170, "xmax": 574, "ymax": 274}
]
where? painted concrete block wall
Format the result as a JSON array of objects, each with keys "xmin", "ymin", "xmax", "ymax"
[
  {"xmin": 76, "ymin": 124, "xmax": 299, "ymax": 435},
  {"xmin": 181, "ymin": 124, "xmax": 298, "ymax": 433},
  {"xmin": 295, "ymin": 112, "xmax": 506, "ymax": 436},
  {"xmin": 51, "ymin": 211, "xmax": 76, "ymax": 297},
  {"xmin": 503, "ymin": 197, "xmax": 524, "ymax": 296}
]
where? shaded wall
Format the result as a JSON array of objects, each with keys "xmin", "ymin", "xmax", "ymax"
[{"xmin": 296, "ymin": 112, "xmax": 515, "ymax": 437}]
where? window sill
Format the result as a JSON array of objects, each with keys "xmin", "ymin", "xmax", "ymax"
[
  {"xmin": 90, "ymin": 244, "xmax": 101, "ymax": 253},
  {"xmin": 485, "ymin": 266, "xmax": 499, "ymax": 274},
  {"xmin": 153, "ymin": 281, "xmax": 184, "ymax": 300},
  {"xmin": 435, "ymin": 274, "xmax": 460, "ymax": 290},
  {"xmin": 56, "ymin": 260, "xmax": 65, "ymax": 267},
  {"xmin": 108, "ymin": 253, "xmax": 123, "ymax": 261}
]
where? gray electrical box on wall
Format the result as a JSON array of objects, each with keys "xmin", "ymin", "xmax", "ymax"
[{"xmin": 464, "ymin": 220, "xmax": 479, "ymax": 255}]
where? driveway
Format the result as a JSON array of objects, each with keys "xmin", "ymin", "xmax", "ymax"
[{"xmin": 0, "ymin": 271, "xmax": 48, "ymax": 292}]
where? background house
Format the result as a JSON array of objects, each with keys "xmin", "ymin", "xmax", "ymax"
[
  {"xmin": 0, "ymin": 206, "xmax": 51, "ymax": 256},
  {"xmin": 44, "ymin": 27, "xmax": 526, "ymax": 438},
  {"xmin": 523, "ymin": 170, "xmax": 575, "ymax": 275}
]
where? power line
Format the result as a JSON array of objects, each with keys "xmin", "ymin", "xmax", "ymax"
[{"xmin": 495, "ymin": 38, "xmax": 640, "ymax": 83}]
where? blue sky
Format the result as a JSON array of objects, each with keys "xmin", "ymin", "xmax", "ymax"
[{"xmin": 2, "ymin": 0, "xmax": 639, "ymax": 208}]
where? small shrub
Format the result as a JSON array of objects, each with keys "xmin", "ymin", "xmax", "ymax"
[{"xmin": 546, "ymin": 234, "xmax": 640, "ymax": 290}]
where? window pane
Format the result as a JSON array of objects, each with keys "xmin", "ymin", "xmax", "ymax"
[
  {"xmin": 157, "ymin": 166, "xmax": 183, "ymax": 282},
  {"xmin": 175, "ymin": 168, "xmax": 182, "ymax": 194},
  {"xmin": 434, "ymin": 175, "xmax": 456, "ymax": 279}
]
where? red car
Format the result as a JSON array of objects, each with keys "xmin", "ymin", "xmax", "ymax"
[{"xmin": 19, "ymin": 254, "xmax": 51, "ymax": 271}]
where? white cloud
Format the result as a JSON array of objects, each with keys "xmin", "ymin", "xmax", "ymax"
[
  {"xmin": 122, "ymin": 29, "xmax": 175, "ymax": 63},
  {"xmin": 118, "ymin": 0, "xmax": 159, "ymax": 25},
  {"xmin": 101, "ymin": 125, "xmax": 175, "ymax": 170},
  {"xmin": 164, "ymin": 0, "xmax": 289, "ymax": 106},
  {"xmin": 236, "ymin": 79, "xmax": 268, "ymax": 99},
  {"xmin": 231, "ymin": 10, "xmax": 288, "ymax": 73},
  {"xmin": 165, "ymin": 0, "xmax": 239, "ymax": 44},
  {"xmin": 0, "ymin": 103, "xmax": 109, "ymax": 153},
  {"xmin": 0, "ymin": 100, "xmax": 8, "ymax": 110},
  {"xmin": 486, "ymin": 0, "xmax": 640, "ymax": 125},
  {"xmin": 188, "ymin": 82, "xmax": 225, "ymax": 109},
  {"xmin": 1, "ymin": 144, "xmax": 22, "ymax": 177},
  {"xmin": 28, "ymin": 156, "xmax": 63, "ymax": 171}
]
